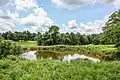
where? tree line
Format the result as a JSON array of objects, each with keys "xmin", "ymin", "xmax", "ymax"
[
  {"xmin": 36, "ymin": 26, "xmax": 102, "ymax": 45},
  {"xmin": 0, "ymin": 29, "xmax": 101, "ymax": 45},
  {"xmin": 0, "ymin": 31, "xmax": 36, "ymax": 41}
]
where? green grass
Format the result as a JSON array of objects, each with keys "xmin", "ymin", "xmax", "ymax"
[
  {"xmin": 81, "ymin": 44, "xmax": 117, "ymax": 52},
  {"xmin": 14, "ymin": 41, "xmax": 37, "ymax": 47},
  {"xmin": 14, "ymin": 41, "xmax": 117, "ymax": 52},
  {"xmin": 14, "ymin": 41, "xmax": 117, "ymax": 53},
  {"xmin": 0, "ymin": 57, "xmax": 120, "ymax": 80}
]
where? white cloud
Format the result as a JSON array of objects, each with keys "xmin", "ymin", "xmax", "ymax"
[
  {"xmin": 20, "ymin": 7, "xmax": 53, "ymax": 32},
  {"xmin": 51, "ymin": 0, "xmax": 120, "ymax": 8},
  {"xmin": 0, "ymin": 0, "xmax": 53, "ymax": 33},
  {"xmin": 0, "ymin": 0, "xmax": 20, "ymax": 33},
  {"xmin": 0, "ymin": 9, "xmax": 19, "ymax": 33},
  {"xmin": 113, "ymin": 0, "xmax": 120, "ymax": 9},
  {"xmin": 67, "ymin": 20, "xmax": 78, "ymax": 29},
  {"xmin": 0, "ymin": 0, "xmax": 9, "ymax": 6},
  {"xmin": 61, "ymin": 15, "xmax": 109, "ymax": 34},
  {"xmin": 51, "ymin": 0, "xmax": 93, "ymax": 8},
  {"xmin": 15, "ymin": 0, "xmax": 38, "ymax": 11},
  {"xmin": 0, "ymin": 20, "xmax": 14, "ymax": 33}
]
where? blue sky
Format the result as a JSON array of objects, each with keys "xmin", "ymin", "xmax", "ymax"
[
  {"xmin": 39, "ymin": 0, "xmax": 114, "ymax": 23},
  {"xmin": 0, "ymin": 0, "xmax": 119, "ymax": 34}
]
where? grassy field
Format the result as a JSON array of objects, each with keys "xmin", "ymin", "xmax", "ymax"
[
  {"xmin": 14, "ymin": 41, "xmax": 117, "ymax": 52},
  {"xmin": 0, "ymin": 57, "xmax": 120, "ymax": 80},
  {"xmin": 81, "ymin": 45, "xmax": 117, "ymax": 52},
  {"xmin": 14, "ymin": 41, "xmax": 37, "ymax": 47}
]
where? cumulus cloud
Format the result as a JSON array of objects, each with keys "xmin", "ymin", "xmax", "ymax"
[
  {"xmin": 51, "ymin": 0, "xmax": 120, "ymax": 8},
  {"xmin": 61, "ymin": 15, "xmax": 109, "ymax": 34},
  {"xmin": 51, "ymin": 0, "xmax": 93, "ymax": 8},
  {"xmin": 15, "ymin": 0, "xmax": 38, "ymax": 11},
  {"xmin": 15, "ymin": 0, "xmax": 53, "ymax": 32},
  {"xmin": 0, "ymin": 0, "xmax": 20, "ymax": 33},
  {"xmin": 67, "ymin": 20, "xmax": 78, "ymax": 29},
  {"xmin": 0, "ymin": 0, "xmax": 53, "ymax": 33},
  {"xmin": 0, "ymin": 20, "xmax": 14, "ymax": 33},
  {"xmin": 20, "ymin": 7, "xmax": 53, "ymax": 32},
  {"xmin": 0, "ymin": 0, "xmax": 9, "ymax": 6},
  {"xmin": 0, "ymin": 10, "xmax": 19, "ymax": 33},
  {"xmin": 113, "ymin": 0, "xmax": 120, "ymax": 9}
]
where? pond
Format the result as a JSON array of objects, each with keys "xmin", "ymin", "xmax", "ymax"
[
  {"xmin": 22, "ymin": 51, "xmax": 100, "ymax": 63},
  {"xmin": 22, "ymin": 51, "xmax": 37, "ymax": 60}
]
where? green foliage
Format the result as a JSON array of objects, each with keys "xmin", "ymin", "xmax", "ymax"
[
  {"xmin": 82, "ymin": 45, "xmax": 116, "ymax": 52},
  {"xmin": 0, "ymin": 40, "xmax": 23, "ymax": 58},
  {"xmin": 1, "ymin": 31, "xmax": 36, "ymax": 41},
  {"xmin": 0, "ymin": 36, "xmax": 4, "ymax": 42},
  {"xmin": 36, "ymin": 25, "xmax": 104, "ymax": 46},
  {"xmin": 37, "ymin": 26, "xmax": 60, "ymax": 45},
  {"xmin": 102, "ymin": 10, "xmax": 120, "ymax": 44},
  {"xmin": 36, "ymin": 26, "xmax": 92, "ymax": 46},
  {"xmin": 1, "ymin": 58, "xmax": 120, "ymax": 80}
]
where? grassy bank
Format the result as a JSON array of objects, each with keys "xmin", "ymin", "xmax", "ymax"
[
  {"xmin": 0, "ymin": 57, "xmax": 120, "ymax": 80},
  {"xmin": 14, "ymin": 41, "xmax": 117, "ymax": 52},
  {"xmin": 82, "ymin": 45, "xmax": 117, "ymax": 52}
]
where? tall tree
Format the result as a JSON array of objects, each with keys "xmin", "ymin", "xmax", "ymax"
[
  {"xmin": 102, "ymin": 10, "xmax": 120, "ymax": 44},
  {"xmin": 49, "ymin": 26, "xmax": 60, "ymax": 45}
]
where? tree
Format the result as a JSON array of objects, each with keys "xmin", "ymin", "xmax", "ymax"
[
  {"xmin": 102, "ymin": 10, "xmax": 120, "ymax": 44},
  {"xmin": 37, "ymin": 26, "xmax": 60, "ymax": 45},
  {"xmin": 0, "ymin": 40, "xmax": 23, "ymax": 58},
  {"xmin": 1, "ymin": 31, "xmax": 36, "ymax": 41},
  {"xmin": 49, "ymin": 26, "xmax": 60, "ymax": 45},
  {"xmin": 0, "ymin": 36, "xmax": 4, "ymax": 42}
]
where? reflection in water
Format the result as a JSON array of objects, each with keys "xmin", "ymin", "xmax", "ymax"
[
  {"xmin": 22, "ymin": 51, "xmax": 37, "ymax": 60},
  {"xmin": 22, "ymin": 51, "xmax": 100, "ymax": 63},
  {"xmin": 63, "ymin": 54, "xmax": 100, "ymax": 63}
]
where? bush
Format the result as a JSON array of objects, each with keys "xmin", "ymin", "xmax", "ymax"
[
  {"xmin": 115, "ymin": 42, "xmax": 120, "ymax": 48},
  {"xmin": 0, "ymin": 40, "xmax": 23, "ymax": 58},
  {"xmin": 0, "ymin": 36, "xmax": 4, "ymax": 42}
]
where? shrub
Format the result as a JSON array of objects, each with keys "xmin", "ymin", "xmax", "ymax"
[
  {"xmin": 0, "ymin": 36, "xmax": 4, "ymax": 42},
  {"xmin": 0, "ymin": 40, "xmax": 23, "ymax": 58}
]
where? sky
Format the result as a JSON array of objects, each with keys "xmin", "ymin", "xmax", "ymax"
[{"xmin": 0, "ymin": 0, "xmax": 119, "ymax": 34}]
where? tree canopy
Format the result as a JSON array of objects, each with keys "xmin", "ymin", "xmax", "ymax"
[{"xmin": 102, "ymin": 10, "xmax": 120, "ymax": 44}]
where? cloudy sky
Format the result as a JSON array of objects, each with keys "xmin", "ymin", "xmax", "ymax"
[{"xmin": 0, "ymin": 0, "xmax": 119, "ymax": 34}]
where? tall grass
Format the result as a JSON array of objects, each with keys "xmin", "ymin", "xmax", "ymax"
[{"xmin": 0, "ymin": 57, "xmax": 120, "ymax": 80}]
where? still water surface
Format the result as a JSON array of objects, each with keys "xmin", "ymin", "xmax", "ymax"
[{"xmin": 23, "ymin": 51, "xmax": 100, "ymax": 63}]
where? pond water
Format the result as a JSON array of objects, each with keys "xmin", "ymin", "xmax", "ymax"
[
  {"xmin": 22, "ymin": 51, "xmax": 100, "ymax": 63},
  {"xmin": 22, "ymin": 51, "xmax": 37, "ymax": 60}
]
